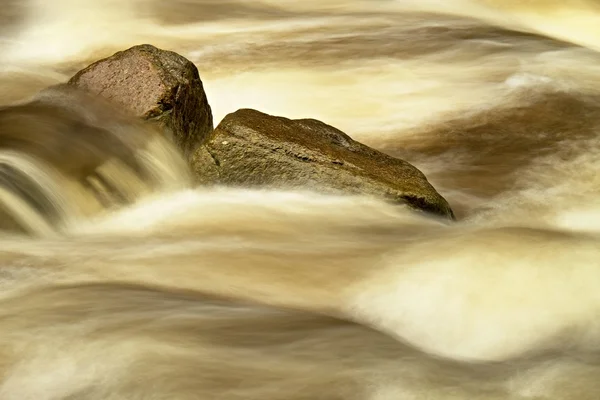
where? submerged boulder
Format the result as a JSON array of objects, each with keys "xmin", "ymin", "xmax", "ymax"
[
  {"xmin": 69, "ymin": 44, "xmax": 213, "ymax": 157},
  {"xmin": 192, "ymin": 108, "xmax": 454, "ymax": 219},
  {"xmin": 0, "ymin": 84, "xmax": 190, "ymax": 235}
]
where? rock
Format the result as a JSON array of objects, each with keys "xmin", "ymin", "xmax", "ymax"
[
  {"xmin": 191, "ymin": 109, "xmax": 454, "ymax": 219},
  {"xmin": 68, "ymin": 44, "xmax": 213, "ymax": 157}
]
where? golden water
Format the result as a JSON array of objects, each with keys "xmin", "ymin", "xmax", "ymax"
[{"xmin": 2, "ymin": 1, "xmax": 600, "ymax": 398}]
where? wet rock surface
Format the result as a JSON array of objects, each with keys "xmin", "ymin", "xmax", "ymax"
[
  {"xmin": 69, "ymin": 44, "xmax": 213, "ymax": 157},
  {"xmin": 192, "ymin": 108, "xmax": 454, "ymax": 219}
]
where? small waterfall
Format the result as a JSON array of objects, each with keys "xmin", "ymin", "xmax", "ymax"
[{"xmin": 0, "ymin": 85, "xmax": 192, "ymax": 235}]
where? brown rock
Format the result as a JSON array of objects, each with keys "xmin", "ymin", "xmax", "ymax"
[
  {"xmin": 68, "ymin": 44, "xmax": 213, "ymax": 157},
  {"xmin": 191, "ymin": 109, "xmax": 454, "ymax": 219}
]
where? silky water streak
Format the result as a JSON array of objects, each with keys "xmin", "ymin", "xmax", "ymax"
[{"xmin": 1, "ymin": 0, "xmax": 600, "ymax": 399}]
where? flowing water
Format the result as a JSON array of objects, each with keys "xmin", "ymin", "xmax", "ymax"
[
  {"xmin": 4, "ymin": 0, "xmax": 600, "ymax": 222},
  {"xmin": 2, "ymin": 0, "xmax": 600, "ymax": 398}
]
